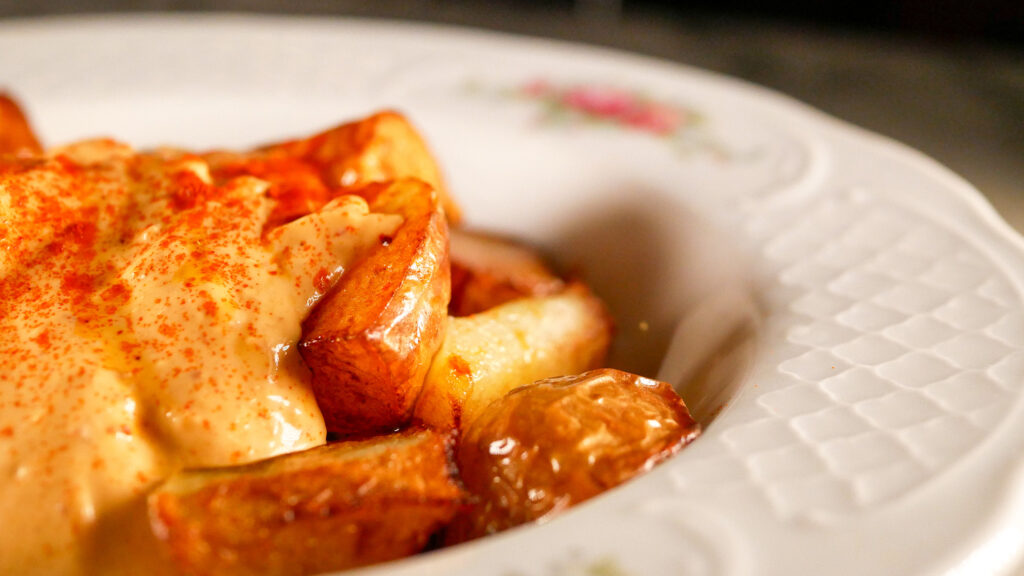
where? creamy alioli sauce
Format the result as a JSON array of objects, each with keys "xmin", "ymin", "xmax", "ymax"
[{"xmin": 0, "ymin": 141, "xmax": 402, "ymax": 575}]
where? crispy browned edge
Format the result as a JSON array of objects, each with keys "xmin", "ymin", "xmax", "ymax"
[
  {"xmin": 448, "ymin": 228, "xmax": 565, "ymax": 316},
  {"xmin": 262, "ymin": 110, "xmax": 462, "ymax": 225},
  {"xmin": 0, "ymin": 93, "xmax": 42, "ymax": 156},
  {"xmin": 300, "ymin": 179, "xmax": 451, "ymax": 437},
  {"xmin": 148, "ymin": 428, "xmax": 465, "ymax": 576}
]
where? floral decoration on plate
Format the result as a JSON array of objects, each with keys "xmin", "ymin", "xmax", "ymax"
[
  {"xmin": 519, "ymin": 79, "xmax": 697, "ymax": 135},
  {"xmin": 471, "ymin": 78, "xmax": 733, "ymax": 158}
]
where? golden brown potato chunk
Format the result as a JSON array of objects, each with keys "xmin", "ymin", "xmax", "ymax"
[
  {"xmin": 300, "ymin": 179, "xmax": 450, "ymax": 437},
  {"xmin": 261, "ymin": 110, "xmax": 462, "ymax": 224},
  {"xmin": 148, "ymin": 429, "xmax": 463, "ymax": 576},
  {"xmin": 447, "ymin": 369, "xmax": 700, "ymax": 543},
  {"xmin": 449, "ymin": 228, "xmax": 565, "ymax": 316},
  {"xmin": 0, "ymin": 93, "xmax": 42, "ymax": 156},
  {"xmin": 413, "ymin": 283, "xmax": 613, "ymax": 434}
]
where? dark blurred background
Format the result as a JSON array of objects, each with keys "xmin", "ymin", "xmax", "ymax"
[
  {"xmin": 1, "ymin": 0, "xmax": 1022, "ymax": 230},
  {"xmin": 2, "ymin": 0, "xmax": 1021, "ymax": 46}
]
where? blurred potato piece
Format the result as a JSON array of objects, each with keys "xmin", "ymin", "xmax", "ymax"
[
  {"xmin": 148, "ymin": 429, "xmax": 463, "ymax": 576},
  {"xmin": 448, "ymin": 368, "xmax": 700, "ymax": 542},
  {"xmin": 449, "ymin": 229, "xmax": 565, "ymax": 316},
  {"xmin": 413, "ymin": 283, "xmax": 613, "ymax": 433},
  {"xmin": 262, "ymin": 110, "xmax": 462, "ymax": 224},
  {"xmin": 0, "ymin": 93, "xmax": 42, "ymax": 156},
  {"xmin": 300, "ymin": 179, "xmax": 450, "ymax": 437}
]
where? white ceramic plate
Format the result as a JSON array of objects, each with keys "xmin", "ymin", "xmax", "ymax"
[{"xmin": 2, "ymin": 14, "xmax": 1023, "ymax": 576}]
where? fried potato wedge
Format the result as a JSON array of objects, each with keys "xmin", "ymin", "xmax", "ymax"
[
  {"xmin": 300, "ymin": 179, "xmax": 450, "ymax": 437},
  {"xmin": 261, "ymin": 110, "xmax": 461, "ymax": 224},
  {"xmin": 449, "ymin": 228, "xmax": 565, "ymax": 316},
  {"xmin": 148, "ymin": 429, "xmax": 463, "ymax": 576},
  {"xmin": 413, "ymin": 283, "xmax": 613, "ymax": 433},
  {"xmin": 0, "ymin": 93, "xmax": 42, "ymax": 156},
  {"xmin": 447, "ymin": 369, "xmax": 700, "ymax": 542}
]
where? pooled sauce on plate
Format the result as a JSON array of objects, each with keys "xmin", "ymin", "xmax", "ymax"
[{"xmin": 0, "ymin": 141, "xmax": 401, "ymax": 575}]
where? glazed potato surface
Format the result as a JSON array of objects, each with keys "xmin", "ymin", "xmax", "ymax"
[{"xmin": 449, "ymin": 369, "xmax": 701, "ymax": 542}]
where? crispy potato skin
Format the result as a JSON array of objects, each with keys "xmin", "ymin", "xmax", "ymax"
[
  {"xmin": 449, "ymin": 229, "xmax": 565, "ymax": 317},
  {"xmin": 413, "ymin": 283, "xmax": 613, "ymax": 434},
  {"xmin": 204, "ymin": 111, "xmax": 460, "ymax": 227},
  {"xmin": 261, "ymin": 111, "xmax": 461, "ymax": 224},
  {"xmin": 0, "ymin": 93, "xmax": 42, "ymax": 156},
  {"xmin": 447, "ymin": 369, "xmax": 700, "ymax": 543},
  {"xmin": 300, "ymin": 179, "xmax": 451, "ymax": 437},
  {"xmin": 148, "ymin": 429, "xmax": 463, "ymax": 576}
]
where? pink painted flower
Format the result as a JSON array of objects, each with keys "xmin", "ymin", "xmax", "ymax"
[
  {"xmin": 622, "ymin": 103, "xmax": 684, "ymax": 135},
  {"xmin": 514, "ymin": 79, "xmax": 701, "ymax": 143},
  {"xmin": 561, "ymin": 85, "xmax": 639, "ymax": 119}
]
